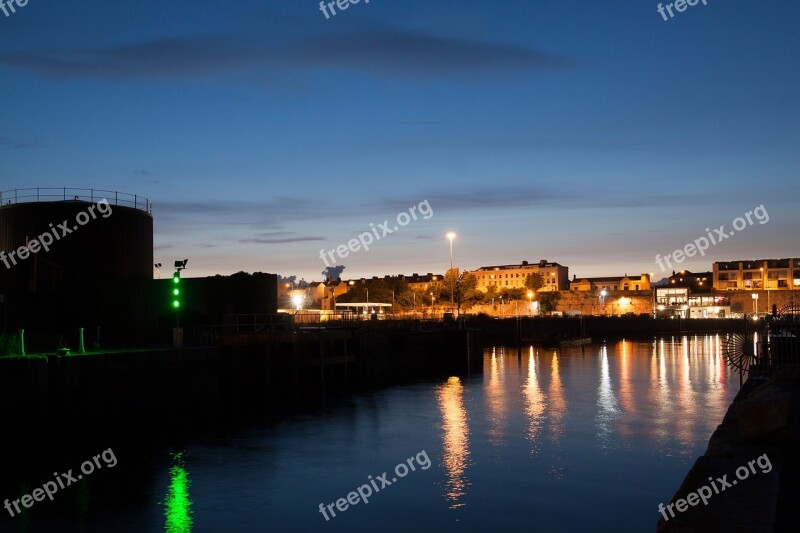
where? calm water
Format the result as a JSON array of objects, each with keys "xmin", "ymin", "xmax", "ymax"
[{"xmin": 3, "ymin": 336, "xmax": 739, "ymax": 532}]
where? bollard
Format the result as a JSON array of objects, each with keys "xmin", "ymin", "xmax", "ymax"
[
  {"xmin": 79, "ymin": 327, "xmax": 86, "ymax": 354},
  {"xmin": 19, "ymin": 328, "xmax": 25, "ymax": 356},
  {"xmin": 173, "ymin": 327, "xmax": 184, "ymax": 348}
]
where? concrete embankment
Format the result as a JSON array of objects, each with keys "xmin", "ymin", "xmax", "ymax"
[
  {"xmin": 1, "ymin": 327, "xmax": 482, "ymax": 432},
  {"xmin": 657, "ymin": 366, "xmax": 800, "ymax": 532},
  {"xmin": 465, "ymin": 316, "xmax": 746, "ymax": 344}
]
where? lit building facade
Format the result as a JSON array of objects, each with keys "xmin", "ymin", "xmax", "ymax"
[
  {"xmin": 713, "ymin": 258, "xmax": 800, "ymax": 291},
  {"xmin": 472, "ymin": 260, "xmax": 568, "ymax": 292},
  {"xmin": 570, "ymin": 273, "xmax": 651, "ymax": 292},
  {"xmin": 655, "ymin": 271, "xmax": 730, "ymax": 318}
]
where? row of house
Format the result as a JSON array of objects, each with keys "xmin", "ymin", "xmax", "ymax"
[{"xmin": 279, "ymin": 257, "xmax": 800, "ymax": 316}]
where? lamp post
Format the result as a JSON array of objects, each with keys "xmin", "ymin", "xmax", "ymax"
[
  {"xmin": 447, "ymin": 232, "xmax": 456, "ymax": 310},
  {"xmin": 430, "ymin": 292, "xmax": 435, "ymax": 316},
  {"xmin": 528, "ymin": 291, "xmax": 533, "ymax": 316},
  {"xmin": 650, "ymin": 272, "xmax": 656, "ymax": 317},
  {"xmin": 752, "ymin": 292, "xmax": 759, "ymax": 314},
  {"xmin": 600, "ymin": 290, "xmax": 607, "ymax": 314}
]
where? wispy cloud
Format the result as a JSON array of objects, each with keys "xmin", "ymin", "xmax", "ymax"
[
  {"xmin": 0, "ymin": 29, "xmax": 575, "ymax": 82},
  {"xmin": 0, "ymin": 136, "xmax": 45, "ymax": 149},
  {"xmin": 239, "ymin": 236, "xmax": 325, "ymax": 244}
]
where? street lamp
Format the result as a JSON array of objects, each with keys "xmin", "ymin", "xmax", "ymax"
[
  {"xmin": 528, "ymin": 291, "xmax": 534, "ymax": 316},
  {"xmin": 446, "ymin": 232, "xmax": 456, "ymax": 310},
  {"xmin": 650, "ymin": 272, "xmax": 656, "ymax": 317},
  {"xmin": 752, "ymin": 292, "xmax": 759, "ymax": 314},
  {"xmin": 600, "ymin": 290, "xmax": 607, "ymax": 313},
  {"xmin": 430, "ymin": 292, "xmax": 435, "ymax": 316}
]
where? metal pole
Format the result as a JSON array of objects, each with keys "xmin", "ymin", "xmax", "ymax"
[{"xmin": 449, "ymin": 238, "xmax": 454, "ymax": 309}]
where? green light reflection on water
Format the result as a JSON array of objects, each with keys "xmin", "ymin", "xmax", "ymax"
[{"xmin": 164, "ymin": 452, "xmax": 193, "ymax": 533}]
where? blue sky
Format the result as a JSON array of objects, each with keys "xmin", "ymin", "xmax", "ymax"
[{"xmin": 1, "ymin": 0, "xmax": 798, "ymax": 282}]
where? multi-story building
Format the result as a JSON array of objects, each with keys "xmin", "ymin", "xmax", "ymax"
[
  {"xmin": 656, "ymin": 271, "xmax": 729, "ymax": 318},
  {"xmin": 713, "ymin": 258, "xmax": 800, "ymax": 291},
  {"xmin": 666, "ymin": 270, "xmax": 712, "ymax": 290},
  {"xmin": 472, "ymin": 260, "xmax": 568, "ymax": 292},
  {"xmin": 402, "ymin": 273, "xmax": 443, "ymax": 292},
  {"xmin": 570, "ymin": 273, "xmax": 651, "ymax": 292}
]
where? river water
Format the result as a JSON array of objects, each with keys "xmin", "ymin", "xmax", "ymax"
[{"xmin": 3, "ymin": 335, "xmax": 739, "ymax": 532}]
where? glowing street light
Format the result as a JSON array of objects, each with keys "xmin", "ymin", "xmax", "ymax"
[
  {"xmin": 292, "ymin": 294, "xmax": 304, "ymax": 310},
  {"xmin": 528, "ymin": 290, "xmax": 534, "ymax": 315}
]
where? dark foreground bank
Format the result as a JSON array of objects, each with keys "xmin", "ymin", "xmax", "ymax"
[{"xmin": 657, "ymin": 365, "xmax": 800, "ymax": 532}]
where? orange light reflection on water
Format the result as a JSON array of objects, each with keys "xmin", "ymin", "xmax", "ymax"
[{"xmin": 437, "ymin": 376, "xmax": 471, "ymax": 509}]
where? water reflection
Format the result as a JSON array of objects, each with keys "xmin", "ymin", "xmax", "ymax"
[
  {"xmin": 164, "ymin": 452, "xmax": 193, "ymax": 533},
  {"xmin": 617, "ymin": 340, "xmax": 635, "ymax": 440},
  {"xmin": 649, "ymin": 338, "xmax": 672, "ymax": 443},
  {"xmin": 548, "ymin": 352, "xmax": 568, "ymax": 442},
  {"xmin": 485, "ymin": 348, "xmax": 507, "ymax": 445},
  {"xmin": 523, "ymin": 347, "xmax": 545, "ymax": 455},
  {"xmin": 675, "ymin": 336, "xmax": 696, "ymax": 447},
  {"xmin": 596, "ymin": 345, "xmax": 619, "ymax": 449},
  {"xmin": 438, "ymin": 376, "xmax": 471, "ymax": 509}
]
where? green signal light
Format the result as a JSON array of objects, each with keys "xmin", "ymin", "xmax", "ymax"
[
  {"xmin": 173, "ymin": 289, "xmax": 180, "ymax": 296},
  {"xmin": 173, "ymin": 300, "xmax": 180, "ymax": 308},
  {"xmin": 173, "ymin": 276, "xmax": 180, "ymax": 284}
]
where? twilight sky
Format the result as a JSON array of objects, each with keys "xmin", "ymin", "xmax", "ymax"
[{"xmin": 1, "ymin": 0, "xmax": 798, "ymax": 282}]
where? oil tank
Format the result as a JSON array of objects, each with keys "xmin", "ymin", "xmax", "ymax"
[{"xmin": 0, "ymin": 188, "xmax": 153, "ymax": 294}]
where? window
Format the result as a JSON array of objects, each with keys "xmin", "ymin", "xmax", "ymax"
[
  {"xmin": 635, "ymin": 285, "xmax": 640, "ymax": 290},
  {"xmin": 778, "ymin": 280, "xmax": 788, "ymax": 288},
  {"xmin": 743, "ymin": 272, "xmax": 753, "ymax": 280},
  {"xmin": 719, "ymin": 273, "xmax": 729, "ymax": 281},
  {"xmin": 727, "ymin": 281, "xmax": 738, "ymax": 289}
]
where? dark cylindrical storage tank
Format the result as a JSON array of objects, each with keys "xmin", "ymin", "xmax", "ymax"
[
  {"xmin": 0, "ymin": 190, "xmax": 153, "ymax": 293},
  {"xmin": 0, "ymin": 189, "xmax": 154, "ymax": 347}
]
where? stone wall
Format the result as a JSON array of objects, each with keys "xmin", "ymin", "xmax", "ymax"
[
  {"xmin": 465, "ymin": 289, "xmax": 800, "ymax": 317},
  {"xmin": 467, "ymin": 290, "xmax": 653, "ymax": 316}
]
